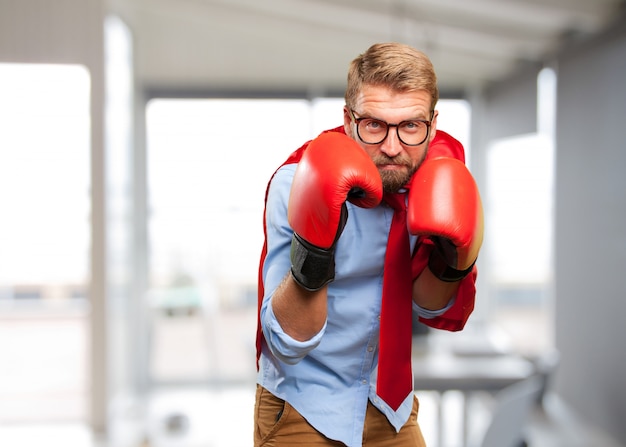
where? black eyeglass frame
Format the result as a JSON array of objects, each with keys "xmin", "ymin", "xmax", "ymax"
[{"xmin": 348, "ymin": 108, "xmax": 433, "ymax": 146}]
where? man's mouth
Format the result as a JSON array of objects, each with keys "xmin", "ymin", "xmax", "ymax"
[{"xmin": 378, "ymin": 163, "xmax": 405, "ymax": 171}]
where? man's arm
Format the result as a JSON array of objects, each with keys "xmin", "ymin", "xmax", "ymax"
[
  {"xmin": 272, "ymin": 274, "xmax": 328, "ymax": 342},
  {"xmin": 270, "ymin": 132, "xmax": 382, "ymax": 342},
  {"xmin": 412, "ymin": 267, "xmax": 460, "ymax": 311}
]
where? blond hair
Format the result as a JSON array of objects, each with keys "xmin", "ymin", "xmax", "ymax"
[{"xmin": 345, "ymin": 42, "xmax": 439, "ymax": 111}]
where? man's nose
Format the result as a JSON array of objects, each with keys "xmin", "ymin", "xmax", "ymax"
[{"xmin": 379, "ymin": 127, "xmax": 403, "ymax": 157}]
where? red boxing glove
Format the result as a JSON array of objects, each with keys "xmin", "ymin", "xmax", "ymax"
[
  {"xmin": 408, "ymin": 157, "xmax": 484, "ymax": 282},
  {"xmin": 288, "ymin": 132, "xmax": 382, "ymax": 290}
]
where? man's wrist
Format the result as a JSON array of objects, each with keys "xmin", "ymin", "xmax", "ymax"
[
  {"xmin": 428, "ymin": 248, "xmax": 475, "ymax": 282},
  {"xmin": 290, "ymin": 233, "xmax": 335, "ymax": 291}
]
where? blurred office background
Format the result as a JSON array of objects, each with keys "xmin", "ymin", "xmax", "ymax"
[{"xmin": 0, "ymin": 1, "xmax": 625, "ymax": 446}]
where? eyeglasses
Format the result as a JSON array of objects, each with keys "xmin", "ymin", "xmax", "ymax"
[{"xmin": 348, "ymin": 109, "xmax": 432, "ymax": 146}]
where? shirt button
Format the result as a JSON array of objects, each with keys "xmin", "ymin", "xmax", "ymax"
[
  {"xmin": 362, "ymin": 379, "xmax": 367, "ymax": 385},
  {"xmin": 367, "ymin": 346, "xmax": 374, "ymax": 352}
]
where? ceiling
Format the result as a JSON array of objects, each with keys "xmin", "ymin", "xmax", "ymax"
[{"xmin": 108, "ymin": 0, "xmax": 625, "ymax": 97}]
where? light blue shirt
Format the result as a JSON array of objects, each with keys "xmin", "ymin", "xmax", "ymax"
[{"xmin": 258, "ymin": 163, "xmax": 449, "ymax": 447}]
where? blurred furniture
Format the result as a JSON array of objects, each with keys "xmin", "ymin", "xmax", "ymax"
[
  {"xmin": 412, "ymin": 348, "xmax": 535, "ymax": 392},
  {"xmin": 412, "ymin": 326, "xmax": 538, "ymax": 447},
  {"xmin": 528, "ymin": 349, "xmax": 560, "ymax": 407},
  {"xmin": 479, "ymin": 375, "xmax": 543, "ymax": 447}
]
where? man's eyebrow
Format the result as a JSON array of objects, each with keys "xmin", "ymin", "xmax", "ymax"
[{"xmin": 361, "ymin": 114, "xmax": 430, "ymax": 123}]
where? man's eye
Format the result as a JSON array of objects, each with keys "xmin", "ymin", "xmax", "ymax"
[
  {"xmin": 365, "ymin": 120, "xmax": 384, "ymax": 130},
  {"xmin": 401, "ymin": 121, "xmax": 423, "ymax": 132}
]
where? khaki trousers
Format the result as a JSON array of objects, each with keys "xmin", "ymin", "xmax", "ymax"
[{"xmin": 254, "ymin": 385, "xmax": 427, "ymax": 446}]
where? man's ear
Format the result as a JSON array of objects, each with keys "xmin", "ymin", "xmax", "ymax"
[
  {"xmin": 343, "ymin": 107, "xmax": 353, "ymax": 137},
  {"xmin": 428, "ymin": 110, "xmax": 438, "ymax": 142}
]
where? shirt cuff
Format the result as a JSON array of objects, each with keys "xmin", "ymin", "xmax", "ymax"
[
  {"xmin": 413, "ymin": 295, "xmax": 456, "ymax": 319},
  {"xmin": 263, "ymin": 303, "xmax": 326, "ymax": 364}
]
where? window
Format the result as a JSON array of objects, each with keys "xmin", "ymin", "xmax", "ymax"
[
  {"xmin": 144, "ymin": 97, "xmax": 470, "ymax": 383},
  {"xmin": 484, "ymin": 68, "xmax": 557, "ymax": 355},
  {"xmin": 0, "ymin": 63, "xmax": 90, "ymax": 421}
]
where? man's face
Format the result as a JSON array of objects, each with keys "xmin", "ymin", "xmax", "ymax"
[{"xmin": 343, "ymin": 85, "xmax": 438, "ymax": 193}]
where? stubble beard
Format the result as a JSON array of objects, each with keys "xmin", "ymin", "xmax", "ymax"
[
  {"xmin": 380, "ymin": 169, "xmax": 412, "ymax": 193},
  {"xmin": 376, "ymin": 150, "xmax": 427, "ymax": 193}
]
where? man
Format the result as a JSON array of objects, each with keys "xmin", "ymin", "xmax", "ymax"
[{"xmin": 254, "ymin": 42, "xmax": 483, "ymax": 447}]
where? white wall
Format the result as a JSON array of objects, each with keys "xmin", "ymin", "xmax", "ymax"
[
  {"xmin": 553, "ymin": 19, "xmax": 626, "ymax": 444},
  {"xmin": 471, "ymin": 16, "xmax": 626, "ymax": 445}
]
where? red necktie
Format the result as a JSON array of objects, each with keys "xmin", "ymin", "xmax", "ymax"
[{"xmin": 377, "ymin": 192, "xmax": 413, "ymax": 410}]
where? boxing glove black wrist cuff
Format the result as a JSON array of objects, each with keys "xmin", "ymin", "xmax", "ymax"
[
  {"xmin": 290, "ymin": 233, "xmax": 336, "ymax": 291},
  {"xmin": 428, "ymin": 248, "xmax": 475, "ymax": 283}
]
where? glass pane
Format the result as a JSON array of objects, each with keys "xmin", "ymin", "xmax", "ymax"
[
  {"xmin": 0, "ymin": 63, "xmax": 90, "ymax": 422},
  {"xmin": 484, "ymin": 69, "xmax": 556, "ymax": 356},
  {"xmin": 486, "ymin": 133, "xmax": 554, "ymax": 355},
  {"xmin": 145, "ymin": 98, "xmax": 314, "ymax": 384}
]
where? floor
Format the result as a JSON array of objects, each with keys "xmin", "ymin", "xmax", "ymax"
[
  {"xmin": 0, "ymin": 388, "xmax": 623, "ymax": 447},
  {"xmin": 0, "ymin": 305, "xmax": 623, "ymax": 447},
  {"xmin": 0, "ymin": 386, "xmax": 482, "ymax": 447}
]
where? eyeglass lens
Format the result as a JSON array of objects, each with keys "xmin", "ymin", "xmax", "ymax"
[{"xmin": 356, "ymin": 118, "xmax": 429, "ymax": 146}]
